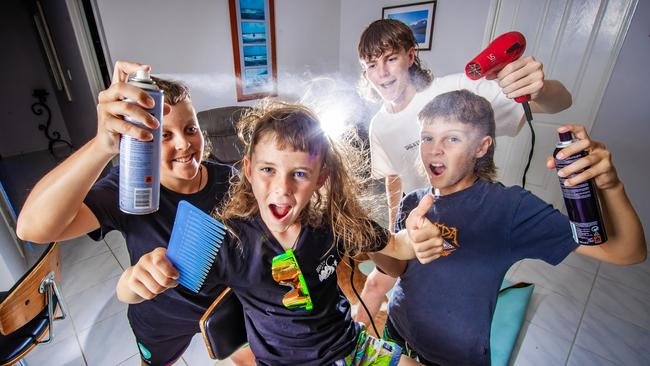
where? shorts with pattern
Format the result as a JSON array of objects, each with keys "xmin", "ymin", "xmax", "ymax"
[{"xmin": 332, "ymin": 326, "xmax": 403, "ymax": 366}]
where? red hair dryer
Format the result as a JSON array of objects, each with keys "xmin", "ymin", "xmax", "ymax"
[
  {"xmin": 466, "ymin": 31, "xmax": 535, "ymax": 187},
  {"xmin": 465, "ymin": 31, "xmax": 532, "ymax": 121}
]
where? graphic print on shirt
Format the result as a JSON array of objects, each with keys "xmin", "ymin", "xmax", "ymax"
[
  {"xmin": 435, "ymin": 222, "xmax": 459, "ymax": 256},
  {"xmin": 316, "ymin": 255, "xmax": 338, "ymax": 282}
]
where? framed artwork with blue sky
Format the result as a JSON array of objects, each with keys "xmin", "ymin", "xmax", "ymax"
[
  {"xmin": 382, "ymin": 1, "xmax": 437, "ymax": 50},
  {"xmin": 229, "ymin": 0, "xmax": 277, "ymax": 101}
]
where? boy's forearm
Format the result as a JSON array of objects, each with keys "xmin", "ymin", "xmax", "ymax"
[
  {"xmin": 16, "ymin": 138, "xmax": 114, "ymax": 242},
  {"xmin": 577, "ymin": 183, "xmax": 647, "ymax": 264},
  {"xmin": 367, "ymin": 252, "xmax": 406, "ymax": 278},
  {"xmin": 530, "ymin": 79, "xmax": 572, "ymax": 114},
  {"xmin": 379, "ymin": 229, "xmax": 416, "ymax": 260},
  {"xmin": 386, "ymin": 175, "xmax": 403, "ymax": 231},
  {"xmin": 116, "ymin": 267, "xmax": 146, "ymax": 304}
]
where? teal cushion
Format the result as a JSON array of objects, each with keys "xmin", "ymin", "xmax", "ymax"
[{"xmin": 490, "ymin": 279, "xmax": 534, "ymax": 366}]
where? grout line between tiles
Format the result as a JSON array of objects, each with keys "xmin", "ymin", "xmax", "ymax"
[{"xmin": 564, "ymin": 260, "xmax": 601, "ymax": 365}]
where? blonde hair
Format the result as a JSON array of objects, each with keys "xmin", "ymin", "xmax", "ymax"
[{"xmin": 219, "ymin": 99, "xmax": 381, "ymax": 257}]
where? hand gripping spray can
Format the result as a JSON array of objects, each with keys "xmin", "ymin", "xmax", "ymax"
[
  {"xmin": 119, "ymin": 70, "xmax": 163, "ymax": 214},
  {"xmin": 554, "ymin": 132, "xmax": 607, "ymax": 245}
]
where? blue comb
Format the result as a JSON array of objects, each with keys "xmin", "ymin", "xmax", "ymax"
[{"xmin": 166, "ymin": 200, "xmax": 227, "ymax": 293}]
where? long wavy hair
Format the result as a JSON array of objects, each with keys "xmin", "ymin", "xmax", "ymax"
[
  {"xmin": 418, "ymin": 89, "xmax": 497, "ymax": 181},
  {"xmin": 219, "ymin": 99, "xmax": 381, "ymax": 256},
  {"xmin": 357, "ymin": 19, "xmax": 433, "ymax": 102}
]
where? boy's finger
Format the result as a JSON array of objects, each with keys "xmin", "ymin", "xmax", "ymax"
[
  {"xmin": 407, "ymin": 194, "xmax": 434, "ymax": 229},
  {"xmin": 112, "ymin": 60, "xmax": 151, "ymax": 84}
]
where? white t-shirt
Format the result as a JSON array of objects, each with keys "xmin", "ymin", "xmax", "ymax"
[{"xmin": 369, "ymin": 73, "xmax": 523, "ymax": 194}]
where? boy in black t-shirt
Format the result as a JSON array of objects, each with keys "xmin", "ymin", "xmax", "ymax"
[{"xmin": 17, "ymin": 61, "xmax": 255, "ymax": 365}]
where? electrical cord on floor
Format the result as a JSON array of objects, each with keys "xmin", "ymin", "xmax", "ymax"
[
  {"xmin": 521, "ymin": 102, "xmax": 535, "ymax": 188},
  {"xmin": 348, "ymin": 257, "xmax": 380, "ymax": 337}
]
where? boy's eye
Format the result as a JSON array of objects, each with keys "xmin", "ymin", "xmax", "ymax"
[
  {"xmin": 261, "ymin": 167, "xmax": 273, "ymax": 174},
  {"xmin": 186, "ymin": 126, "xmax": 198, "ymax": 134},
  {"xmin": 294, "ymin": 171, "xmax": 307, "ymax": 178},
  {"xmin": 162, "ymin": 132, "xmax": 171, "ymax": 140},
  {"xmin": 447, "ymin": 136, "xmax": 460, "ymax": 143},
  {"xmin": 366, "ymin": 63, "xmax": 376, "ymax": 69},
  {"xmin": 421, "ymin": 136, "xmax": 433, "ymax": 143}
]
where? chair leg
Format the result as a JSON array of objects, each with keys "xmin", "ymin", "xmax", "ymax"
[
  {"xmin": 18, "ymin": 359, "xmax": 29, "ymax": 366},
  {"xmin": 37, "ymin": 278, "xmax": 66, "ymax": 344}
]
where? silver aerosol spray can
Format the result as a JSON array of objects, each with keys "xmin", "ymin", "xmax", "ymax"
[
  {"xmin": 119, "ymin": 70, "xmax": 163, "ymax": 214},
  {"xmin": 554, "ymin": 131, "xmax": 607, "ymax": 245}
]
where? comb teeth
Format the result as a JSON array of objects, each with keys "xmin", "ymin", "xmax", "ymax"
[{"xmin": 166, "ymin": 201, "xmax": 226, "ymax": 293}]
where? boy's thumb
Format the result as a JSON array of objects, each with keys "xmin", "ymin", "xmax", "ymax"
[{"xmin": 412, "ymin": 194, "xmax": 434, "ymax": 221}]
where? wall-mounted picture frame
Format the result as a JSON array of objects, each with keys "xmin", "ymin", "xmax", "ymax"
[
  {"xmin": 229, "ymin": 0, "xmax": 277, "ymax": 101},
  {"xmin": 382, "ymin": 1, "xmax": 437, "ymax": 51}
]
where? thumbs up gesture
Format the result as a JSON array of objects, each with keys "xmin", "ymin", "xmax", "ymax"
[{"xmin": 405, "ymin": 195, "xmax": 444, "ymax": 264}]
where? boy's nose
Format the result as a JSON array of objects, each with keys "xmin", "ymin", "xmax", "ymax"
[
  {"xmin": 273, "ymin": 175, "xmax": 292, "ymax": 195},
  {"xmin": 174, "ymin": 137, "xmax": 191, "ymax": 150}
]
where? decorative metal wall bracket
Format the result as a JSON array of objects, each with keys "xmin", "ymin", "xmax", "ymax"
[{"xmin": 32, "ymin": 89, "xmax": 74, "ymax": 157}]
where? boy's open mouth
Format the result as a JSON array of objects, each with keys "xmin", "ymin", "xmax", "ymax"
[
  {"xmin": 269, "ymin": 204, "xmax": 291, "ymax": 220},
  {"xmin": 430, "ymin": 163, "xmax": 446, "ymax": 176},
  {"xmin": 380, "ymin": 80, "xmax": 396, "ymax": 88}
]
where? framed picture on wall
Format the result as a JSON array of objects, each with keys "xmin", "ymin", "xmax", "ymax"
[
  {"xmin": 382, "ymin": 1, "xmax": 437, "ymax": 50},
  {"xmin": 229, "ymin": 0, "xmax": 277, "ymax": 101}
]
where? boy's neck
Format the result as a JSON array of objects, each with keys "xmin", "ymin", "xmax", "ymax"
[
  {"xmin": 270, "ymin": 223, "xmax": 302, "ymax": 251},
  {"xmin": 385, "ymin": 83, "xmax": 417, "ymax": 113}
]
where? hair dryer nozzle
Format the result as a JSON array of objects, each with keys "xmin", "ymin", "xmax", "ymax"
[{"xmin": 465, "ymin": 31, "xmax": 526, "ymax": 80}]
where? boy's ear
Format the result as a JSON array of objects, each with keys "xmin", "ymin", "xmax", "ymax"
[
  {"xmin": 475, "ymin": 136, "xmax": 493, "ymax": 158},
  {"xmin": 316, "ymin": 167, "xmax": 330, "ymax": 188},
  {"xmin": 163, "ymin": 103, "xmax": 172, "ymax": 115},
  {"xmin": 407, "ymin": 47, "xmax": 415, "ymax": 66},
  {"xmin": 242, "ymin": 156, "xmax": 252, "ymax": 182}
]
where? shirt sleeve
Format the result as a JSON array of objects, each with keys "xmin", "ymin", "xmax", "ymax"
[
  {"xmin": 83, "ymin": 167, "xmax": 123, "ymax": 241},
  {"xmin": 369, "ymin": 117, "xmax": 398, "ymax": 179},
  {"xmin": 459, "ymin": 76, "xmax": 523, "ymax": 137},
  {"xmin": 509, "ymin": 188, "xmax": 579, "ymax": 265}
]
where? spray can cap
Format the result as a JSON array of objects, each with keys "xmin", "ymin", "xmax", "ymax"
[
  {"xmin": 558, "ymin": 131, "xmax": 573, "ymax": 142},
  {"xmin": 132, "ymin": 69, "xmax": 151, "ymax": 82}
]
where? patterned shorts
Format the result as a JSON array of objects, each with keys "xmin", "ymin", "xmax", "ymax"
[{"xmin": 333, "ymin": 327, "xmax": 403, "ymax": 366}]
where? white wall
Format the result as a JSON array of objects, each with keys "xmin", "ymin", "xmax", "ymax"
[
  {"xmin": 94, "ymin": 0, "xmax": 341, "ymax": 112},
  {"xmin": 591, "ymin": 0, "xmax": 650, "ymax": 234},
  {"xmin": 339, "ymin": 0, "xmax": 494, "ymax": 81}
]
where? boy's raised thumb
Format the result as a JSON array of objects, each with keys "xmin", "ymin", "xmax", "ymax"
[{"xmin": 407, "ymin": 194, "xmax": 434, "ymax": 229}]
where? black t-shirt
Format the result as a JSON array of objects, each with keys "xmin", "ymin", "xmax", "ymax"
[
  {"xmin": 203, "ymin": 214, "xmax": 389, "ymax": 366},
  {"xmin": 391, "ymin": 180, "xmax": 579, "ymax": 365},
  {"xmin": 84, "ymin": 161, "xmax": 234, "ymax": 334}
]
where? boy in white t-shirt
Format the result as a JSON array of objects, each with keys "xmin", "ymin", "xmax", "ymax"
[{"xmin": 356, "ymin": 19, "xmax": 573, "ymax": 327}]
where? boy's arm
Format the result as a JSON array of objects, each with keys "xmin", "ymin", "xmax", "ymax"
[
  {"xmin": 16, "ymin": 61, "xmax": 156, "ymax": 243},
  {"xmin": 386, "ymin": 175, "xmax": 403, "ymax": 232},
  {"xmin": 378, "ymin": 195, "xmax": 443, "ymax": 263},
  {"xmin": 116, "ymin": 247, "xmax": 179, "ymax": 304},
  {"xmin": 549, "ymin": 125, "xmax": 646, "ymax": 265},
  {"xmin": 367, "ymin": 252, "xmax": 407, "ymax": 277}
]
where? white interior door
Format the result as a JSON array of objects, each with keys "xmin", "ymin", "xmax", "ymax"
[{"xmin": 486, "ymin": 0, "xmax": 637, "ymax": 209}]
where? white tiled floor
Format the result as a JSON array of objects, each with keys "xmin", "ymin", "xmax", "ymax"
[
  {"xmin": 19, "ymin": 233, "xmax": 650, "ymax": 365},
  {"xmin": 23, "ymin": 234, "xmax": 234, "ymax": 366}
]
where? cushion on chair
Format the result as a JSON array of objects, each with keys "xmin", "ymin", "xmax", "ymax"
[
  {"xmin": 490, "ymin": 280, "xmax": 534, "ymax": 366},
  {"xmin": 0, "ymin": 293, "xmax": 57, "ymax": 364},
  {"xmin": 200, "ymin": 288, "xmax": 247, "ymax": 360},
  {"xmin": 197, "ymin": 107, "xmax": 249, "ymax": 165}
]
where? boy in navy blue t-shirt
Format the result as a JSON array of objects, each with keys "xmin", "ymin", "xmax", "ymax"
[{"xmin": 376, "ymin": 89, "xmax": 646, "ymax": 365}]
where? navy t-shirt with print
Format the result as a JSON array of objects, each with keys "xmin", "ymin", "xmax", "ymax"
[
  {"xmin": 202, "ymin": 214, "xmax": 390, "ymax": 366},
  {"xmin": 83, "ymin": 161, "xmax": 234, "ymax": 335},
  {"xmin": 391, "ymin": 180, "xmax": 579, "ymax": 365}
]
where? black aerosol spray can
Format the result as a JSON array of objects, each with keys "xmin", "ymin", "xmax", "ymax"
[
  {"xmin": 119, "ymin": 70, "xmax": 163, "ymax": 214},
  {"xmin": 554, "ymin": 132, "xmax": 607, "ymax": 245}
]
